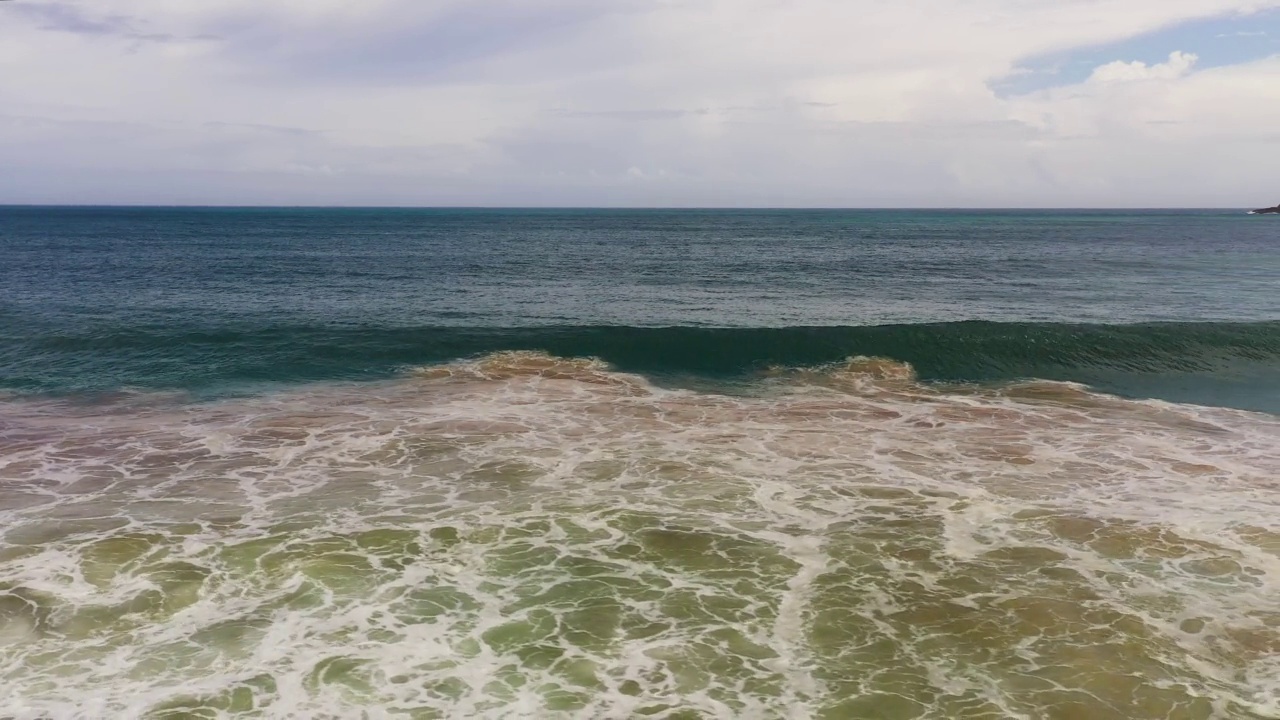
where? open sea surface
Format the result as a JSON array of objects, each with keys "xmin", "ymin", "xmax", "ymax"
[{"xmin": 1, "ymin": 208, "xmax": 1278, "ymax": 719}]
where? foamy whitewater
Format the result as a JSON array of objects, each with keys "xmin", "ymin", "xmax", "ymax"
[{"xmin": 2, "ymin": 353, "xmax": 1279, "ymax": 719}]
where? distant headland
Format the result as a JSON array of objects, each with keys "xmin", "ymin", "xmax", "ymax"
[{"xmin": 1249, "ymin": 203, "xmax": 1280, "ymax": 215}]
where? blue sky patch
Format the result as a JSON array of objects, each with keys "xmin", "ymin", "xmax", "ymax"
[{"xmin": 993, "ymin": 9, "xmax": 1280, "ymax": 96}]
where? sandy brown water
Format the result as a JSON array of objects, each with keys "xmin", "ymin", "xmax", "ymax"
[{"xmin": 1, "ymin": 353, "xmax": 1278, "ymax": 719}]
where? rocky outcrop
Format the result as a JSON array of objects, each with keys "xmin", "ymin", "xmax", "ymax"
[{"xmin": 1250, "ymin": 204, "xmax": 1280, "ymax": 215}]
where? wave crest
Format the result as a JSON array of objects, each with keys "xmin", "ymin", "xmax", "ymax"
[{"xmin": 413, "ymin": 351, "xmax": 652, "ymax": 394}]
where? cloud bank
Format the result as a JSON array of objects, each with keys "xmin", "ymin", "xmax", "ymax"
[{"xmin": 1, "ymin": 0, "xmax": 1278, "ymax": 206}]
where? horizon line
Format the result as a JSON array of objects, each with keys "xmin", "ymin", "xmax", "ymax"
[{"xmin": 0, "ymin": 204, "xmax": 1265, "ymax": 211}]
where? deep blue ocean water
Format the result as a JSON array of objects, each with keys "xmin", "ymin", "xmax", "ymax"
[{"xmin": 2, "ymin": 207, "xmax": 1277, "ymax": 411}]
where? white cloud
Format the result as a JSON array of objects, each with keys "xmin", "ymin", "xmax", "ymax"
[
  {"xmin": 1089, "ymin": 51, "xmax": 1199, "ymax": 82},
  {"xmin": 1, "ymin": 0, "xmax": 1278, "ymax": 205}
]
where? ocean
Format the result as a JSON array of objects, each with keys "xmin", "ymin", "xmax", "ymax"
[{"xmin": 1, "ymin": 207, "xmax": 1278, "ymax": 719}]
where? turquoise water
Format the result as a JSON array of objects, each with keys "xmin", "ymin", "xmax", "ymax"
[{"xmin": 1, "ymin": 208, "xmax": 1278, "ymax": 719}]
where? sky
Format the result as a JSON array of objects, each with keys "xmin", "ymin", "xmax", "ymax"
[{"xmin": 0, "ymin": 0, "xmax": 1278, "ymax": 207}]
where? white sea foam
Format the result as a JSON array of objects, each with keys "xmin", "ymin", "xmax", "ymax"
[{"xmin": 1, "ymin": 354, "xmax": 1278, "ymax": 718}]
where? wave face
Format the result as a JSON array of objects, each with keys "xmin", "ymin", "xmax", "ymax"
[
  {"xmin": 4, "ymin": 321, "xmax": 1280, "ymax": 414},
  {"xmin": 2, "ymin": 355, "xmax": 1280, "ymax": 718}
]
